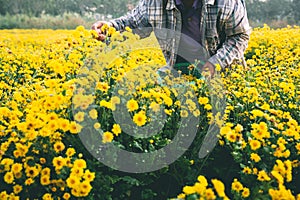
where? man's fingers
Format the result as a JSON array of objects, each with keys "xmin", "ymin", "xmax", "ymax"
[
  {"xmin": 91, "ymin": 21, "xmax": 114, "ymax": 41},
  {"xmin": 91, "ymin": 21, "xmax": 106, "ymax": 41},
  {"xmin": 91, "ymin": 21, "xmax": 105, "ymax": 35}
]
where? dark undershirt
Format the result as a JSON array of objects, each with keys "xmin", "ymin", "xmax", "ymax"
[{"xmin": 175, "ymin": 0, "xmax": 204, "ymax": 65}]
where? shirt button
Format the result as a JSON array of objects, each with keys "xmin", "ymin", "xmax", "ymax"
[{"xmin": 188, "ymin": 18, "xmax": 192, "ymax": 21}]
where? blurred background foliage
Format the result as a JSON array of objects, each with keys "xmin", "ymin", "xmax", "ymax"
[{"xmin": 0, "ymin": 0, "xmax": 299, "ymax": 29}]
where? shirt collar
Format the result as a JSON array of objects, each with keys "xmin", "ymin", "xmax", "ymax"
[
  {"xmin": 166, "ymin": 0, "xmax": 215, "ymax": 10},
  {"xmin": 175, "ymin": 0, "xmax": 202, "ymax": 9}
]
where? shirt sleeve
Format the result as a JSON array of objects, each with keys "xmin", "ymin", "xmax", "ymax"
[
  {"xmin": 109, "ymin": 0, "xmax": 150, "ymax": 31},
  {"xmin": 208, "ymin": 0, "xmax": 251, "ymax": 68}
]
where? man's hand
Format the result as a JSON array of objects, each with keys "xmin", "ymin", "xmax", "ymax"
[
  {"xmin": 91, "ymin": 21, "xmax": 112, "ymax": 41},
  {"xmin": 201, "ymin": 61, "xmax": 215, "ymax": 79}
]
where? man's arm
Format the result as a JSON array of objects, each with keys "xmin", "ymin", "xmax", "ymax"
[
  {"xmin": 92, "ymin": 0, "xmax": 150, "ymax": 40},
  {"xmin": 208, "ymin": 0, "xmax": 251, "ymax": 69},
  {"xmin": 109, "ymin": 0, "xmax": 149, "ymax": 31}
]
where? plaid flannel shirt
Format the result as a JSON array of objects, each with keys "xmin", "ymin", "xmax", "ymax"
[{"xmin": 109, "ymin": 0, "xmax": 251, "ymax": 69}]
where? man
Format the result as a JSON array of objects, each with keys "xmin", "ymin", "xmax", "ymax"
[{"xmin": 92, "ymin": 0, "xmax": 251, "ymax": 77}]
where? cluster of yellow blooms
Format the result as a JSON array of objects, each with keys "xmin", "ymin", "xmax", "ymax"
[
  {"xmin": 177, "ymin": 25, "xmax": 300, "ymax": 199},
  {"xmin": 177, "ymin": 176, "xmax": 230, "ymax": 200},
  {"xmin": 0, "ymin": 27, "xmax": 97, "ymax": 199},
  {"xmin": 0, "ymin": 24, "xmax": 299, "ymax": 199}
]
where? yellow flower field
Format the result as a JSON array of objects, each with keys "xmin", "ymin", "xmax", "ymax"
[{"xmin": 0, "ymin": 25, "xmax": 299, "ymax": 199}]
